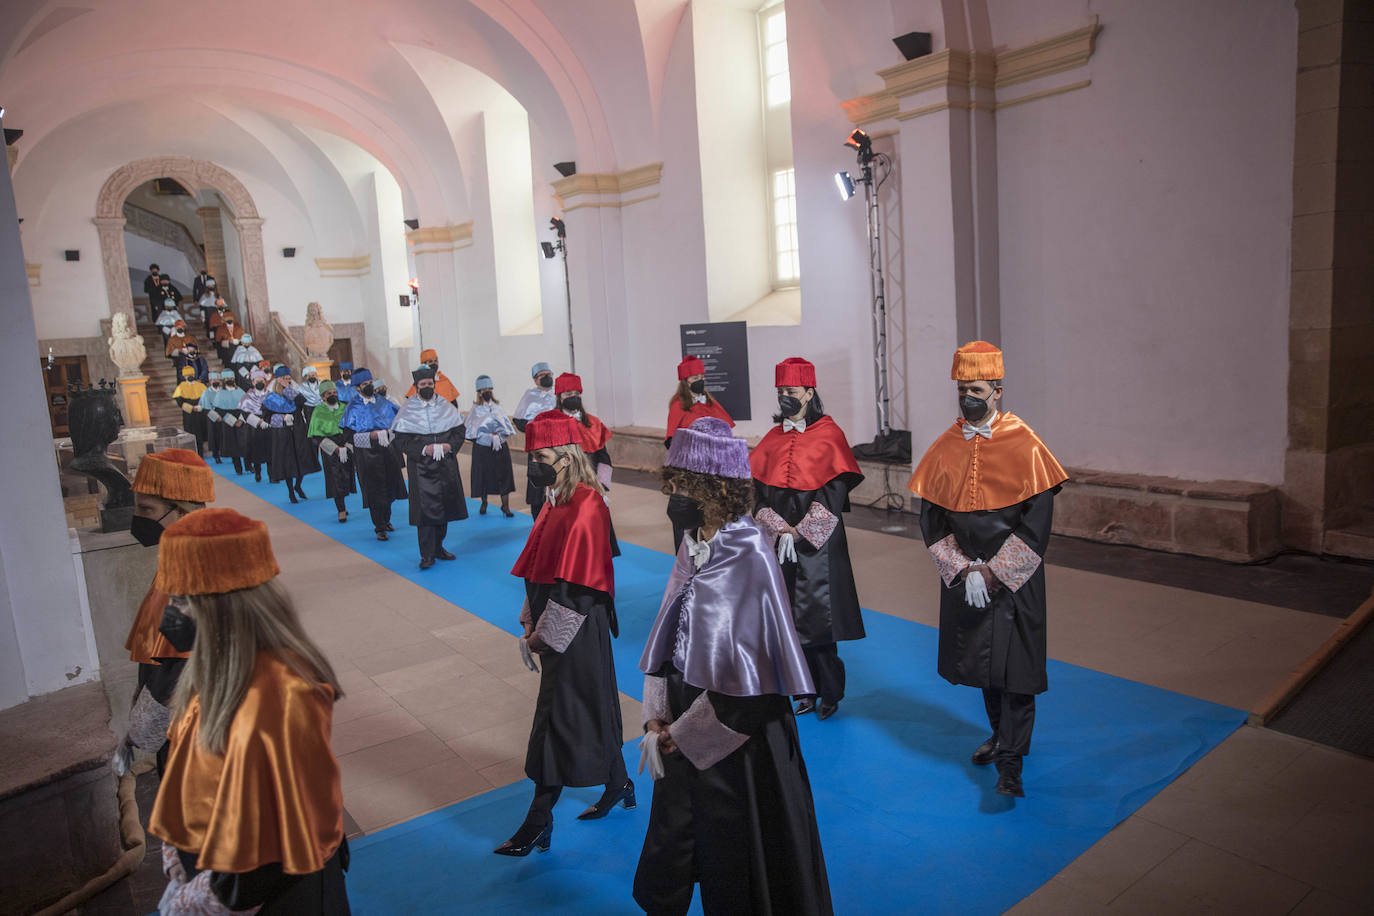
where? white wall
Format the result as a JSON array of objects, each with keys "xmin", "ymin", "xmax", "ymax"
[
  {"xmin": 124, "ymin": 234, "xmax": 196, "ymax": 298},
  {"xmin": 220, "ymin": 210, "xmax": 247, "ymax": 313}
]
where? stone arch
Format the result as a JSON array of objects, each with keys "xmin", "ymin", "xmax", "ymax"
[{"xmin": 94, "ymin": 156, "xmax": 269, "ymax": 332}]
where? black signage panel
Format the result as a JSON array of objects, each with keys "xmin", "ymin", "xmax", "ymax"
[{"xmin": 679, "ymin": 321, "xmax": 751, "ymax": 421}]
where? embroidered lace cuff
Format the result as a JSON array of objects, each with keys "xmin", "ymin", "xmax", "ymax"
[
  {"xmin": 642, "ymin": 675, "xmax": 670, "ymax": 726},
  {"xmin": 351, "ymin": 432, "xmax": 373, "ymax": 449},
  {"xmin": 533, "ymin": 599, "xmax": 586, "ymax": 654},
  {"xmin": 518, "ymin": 598, "xmax": 533, "ymax": 630},
  {"xmin": 671, "ymin": 693, "xmax": 748, "ymax": 770},
  {"xmin": 987, "ymin": 533, "xmax": 1042, "ymax": 592},
  {"xmin": 928, "ymin": 534, "xmax": 972, "ymax": 586},
  {"xmin": 797, "ymin": 501, "xmax": 839, "ymax": 549},
  {"xmin": 755, "ymin": 507, "xmax": 788, "ymax": 538}
]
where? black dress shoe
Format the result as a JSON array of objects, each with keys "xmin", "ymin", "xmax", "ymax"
[
  {"xmin": 995, "ymin": 758, "xmax": 1025, "ymax": 797},
  {"xmin": 288, "ymin": 493, "xmax": 299, "ymax": 504},
  {"xmin": 386, "ymin": 523, "xmax": 395, "ymax": 532},
  {"xmin": 480, "ymin": 502, "xmax": 488, "ymax": 515},
  {"xmin": 436, "ymin": 549, "xmax": 456, "ymax": 561},
  {"xmin": 419, "ymin": 557, "xmax": 435, "ymax": 570},
  {"xmin": 502, "ymin": 507, "xmax": 514, "ymax": 518},
  {"xmin": 294, "ymin": 485, "xmax": 308, "ymax": 499},
  {"xmin": 817, "ymin": 701, "xmax": 839, "ymax": 721},
  {"xmin": 794, "ymin": 698, "xmax": 817, "ymax": 716},
  {"xmin": 577, "ymin": 781, "xmax": 636, "ymax": 820},
  {"xmin": 971, "ymin": 737, "xmax": 999, "ymax": 766},
  {"xmin": 493, "ymin": 823, "xmax": 552, "ymax": 857},
  {"xmin": 376, "ymin": 531, "xmax": 389, "ymax": 541}
]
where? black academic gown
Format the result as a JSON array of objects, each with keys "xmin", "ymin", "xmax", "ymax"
[
  {"xmin": 918, "ymin": 489, "xmax": 1058, "ymax": 695},
  {"xmin": 344, "ymin": 429, "xmax": 408, "ymax": 510},
  {"xmin": 634, "ymin": 667, "xmax": 832, "ymax": 916},
  {"xmin": 310, "ymin": 433, "xmax": 357, "ymax": 499},
  {"xmin": 176, "ymin": 843, "xmax": 351, "ymax": 916},
  {"xmin": 266, "ymin": 400, "xmax": 321, "ymax": 483},
  {"xmin": 219, "ymin": 408, "xmax": 246, "ymax": 460},
  {"xmin": 754, "ymin": 476, "xmax": 866, "ymax": 646},
  {"xmin": 524, "ymin": 581, "xmax": 624, "ymax": 788},
  {"xmin": 175, "ymin": 397, "xmax": 208, "ymax": 454},
  {"xmin": 393, "ymin": 428, "xmax": 468, "ymax": 527}
]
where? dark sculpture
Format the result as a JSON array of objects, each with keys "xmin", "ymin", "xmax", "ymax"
[{"xmin": 67, "ymin": 381, "xmax": 134, "ymax": 531}]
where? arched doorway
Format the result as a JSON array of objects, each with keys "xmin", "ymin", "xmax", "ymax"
[{"xmin": 94, "ymin": 157, "xmax": 269, "ymax": 334}]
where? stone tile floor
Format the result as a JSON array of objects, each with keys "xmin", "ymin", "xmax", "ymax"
[{"xmin": 91, "ymin": 456, "xmax": 1374, "ymax": 914}]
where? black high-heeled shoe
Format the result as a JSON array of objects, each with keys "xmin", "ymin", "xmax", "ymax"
[
  {"xmin": 480, "ymin": 502, "xmax": 488, "ymax": 515},
  {"xmin": 295, "ymin": 485, "xmax": 308, "ymax": 499},
  {"xmin": 502, "ymin": 506, "xmax": 514, "ymax": 518},
  {"xmin": 493, "ymin": 822, "xmax": 552, "ymax": 857},
  {"xmin": 288, "ymin": 492, "xmax": 299, "ymax": 504},
  {"xmin": 577, "ymin": 780, "xmax": 635, "ymax": 820}
]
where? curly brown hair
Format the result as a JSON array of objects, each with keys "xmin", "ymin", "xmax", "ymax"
[{"xmin": 660, "ymin": 467, "xmax": 755, "ymax": 532}]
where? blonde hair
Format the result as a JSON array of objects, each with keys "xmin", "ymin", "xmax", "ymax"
[
  {"xmin": 549, "ymin": 443, "xmax": 604, "ymax": 505},
  {"xmin": 172, "ymin": 579, "xmax": 343, "ymax": 754}
]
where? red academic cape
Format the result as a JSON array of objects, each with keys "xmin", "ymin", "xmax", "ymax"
[
  {"xmin": 510, "ymin": 483, "xmax": 615, "ymax": 596},
  {"xmin": 665, "ymin": 398, "xmax": 734, "ymax": 440},
  {"xmin": 750, "ymin": 415, "xmax": 862, "ymax": 491},
  {"xmin": 577, "ymin": 414, "xmax": 613, "ymax": 454}
]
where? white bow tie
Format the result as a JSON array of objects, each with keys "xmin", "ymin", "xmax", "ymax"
[
  {"xmin": 783, "ymin": 418, "xmax": 806, "ymax": 434},
  {"xmin": 684, "ymin": 532, "xmax": 712, "ymax": 569},
  {"xmin": 692, "ymin": 394, "xmax": 707, "ymax": 405},
  {"xmin": 962, "ymin": 418, "xmax": 994, "ymax": 440}
]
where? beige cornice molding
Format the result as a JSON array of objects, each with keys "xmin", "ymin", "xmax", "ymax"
[
  {"xmin": 6, "ymin": 146, "xmax": 17, "ymax": 172},
  {"xmin": 315, "ymin": 255, "xmax": 371, "ymax": 278},
  {"xmin": 26, "ymin": 262, "xmax": 40, "ymax": 286},
  {"xmin": 843, "ymin": 17, "xmax": 1101, "ymax": 125},
  {"xmin": 406, "ymin": 221, "xmax": 474, "ymax": 256},
  {"xmin": 553, "ymin": 163, "xmax": 664, "ymax": 212}
]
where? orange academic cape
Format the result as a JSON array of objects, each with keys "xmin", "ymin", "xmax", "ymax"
[
  {"xmin": 665, "ymin": 397, "xmax": 734, "ymax": 440},
  {"xmin": 125, "ymin": 583, "xmax": 188, "ymax": 665},
  {"xmin": 149, "ymin": 652, "xmax": 344, "ymax": 875},
  {"xmin": 907, "ymin": 411, "xmax": 1068, "ymax": 512},
  {"xmin": 404, "ymin": 370, "xmax": 460, "ymax": 403}
]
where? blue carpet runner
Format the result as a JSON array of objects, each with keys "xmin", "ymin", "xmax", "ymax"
[{"xmin": 212, "ymin": 465, "xmax": 1245, "ymax": 914}]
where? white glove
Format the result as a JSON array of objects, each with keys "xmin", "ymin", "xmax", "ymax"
[
  {"xmin": 518, "ymin": 636, "xmax": 539, "ymax": 672},
  {"xmin": 338, "ymin": 446, "xmax": 349, "ymax": 464},
  {"xmin": 964, "ymin": 568, "xmax": 990, "ymax": 608},
  {"xmin": 638, "ymin": 730, "xmax": 666, "ymax": 780},
  {"xmin": 283, "ymin": 414, "xmax": 294, "ymax": 426},
  {"xmin": 492, "ymin": 437, "xmax": 503, "ymax": 452},
  {"xmin": 777, "ymin": 532, "xmax": 798, "ymax": 565}
]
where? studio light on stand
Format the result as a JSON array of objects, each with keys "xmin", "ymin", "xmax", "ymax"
[
  {"xmin": 838, "ymin": 128, "xmax": 912, "ymax": 470},
  {"xmin": 408, "ymin": 277, "xmax": 422, "ymax": 350},
  {"xmin": 542, "ymin": 216, "xmax": 575, "ymax": 373}
]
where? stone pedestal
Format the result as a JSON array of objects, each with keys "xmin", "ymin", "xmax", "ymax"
[
  {"xmin": 117, "ymin": 376, "xmax": 150, "ymax": 427},
  {"xmin": 308, "ymin": 358, "xmax": 334, "ymax": 379}
]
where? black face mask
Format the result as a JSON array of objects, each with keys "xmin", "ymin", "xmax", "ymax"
[
  {"xmin": 778, "ymin": 395, "xmax": 803, "ymax": 418},
  {"xmin": 341, "ymin": 374, "xmax": 351, "ymax": 382},
  {"xmin": 528, "ymin": 460, "xmax": 559, "ymax": 488},
  {"xmin": 538, "ymin": 375, "xmax": 553, "ymax": 389},
  {"xmin": 158, "ymin": 604, "xmax": 197, "ymax": 653},
  {"xmin": 210, "ymin": 383, "xmax": 220, "ymax": 390},
  {"xmin": 254, "ymin": 382, "xmax": 266, "ymax": 391},
  {"xmin": 130, "ymin": 507, "xmax": 175, "ymax": 547},
  {"xmin": 480, "ymin": 391, "xmax": 493, "ymax": 402},
  {"xmin": 689, "ymin": 380, "xmax": 706, "ymax": 395},
  {"xmin": 325, "ymin": 395, "xmax": 338, "ymax": 405},
  {"xmin": 427, "ymin": 362, "xmax": 439, "ymax": 372},
  {"xmin": 561, "ymin": 395, "xmax": 583, "ymax": 412},
  {"xmin": 360, "ymin": 384, "xmax": 375, "ymax": 397},
  {"xmin": 666, "ymin": 493, "xmax": 705, "ymax": 530},
  {"xmin": 959, "ymin": 393, "xmax": 992, "ymax": 422},
  {"xmin": 418, "ymin": 387, "xmax": 435, "ymax": 400}
]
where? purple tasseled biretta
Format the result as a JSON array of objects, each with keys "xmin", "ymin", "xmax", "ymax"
[{"xmin": 664, "ymin": 417, "xmax": 751, "ymax": 479}]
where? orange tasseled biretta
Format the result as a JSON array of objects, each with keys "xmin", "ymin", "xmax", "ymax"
[
  {"xmin": 154, "ymin": 508, "xmax": 280, "ymax": 596},
  {"xmin": 950, "ymin": 340, "xmax": 1005, "ymax": 381},
  {"xmin": 149, "ymin": 651, "xmax": 344, "ymax": 875},
  {"xmin": 132, "ymin": 449, "xmax": 215, "ymax": 504},
  {"xmin": 907, "ymin": 412, "xmax": 1068, "ymax": 512}
]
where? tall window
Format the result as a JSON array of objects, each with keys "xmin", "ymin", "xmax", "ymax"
[
  {"xmin": 762, "ymin": 5, "xmax": 790, "ymax": 107},
  {"xmin": 760, "ymin": 2, "xmax": 797, "ymax": 290},
  {"xmin": 772, "ymin": 168, "xmax": 799, "ymax": 283}
]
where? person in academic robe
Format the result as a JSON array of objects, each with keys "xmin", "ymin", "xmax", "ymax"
[
  {"xmin": 212, "ymin": 370, "xmax": 247, "ymax": 474},
  {"xmin": 156, "ymin": 299, "xmax": 184, "ymax": 342},
  {"xmin": 751, "ymin": 357, "xmax": 865, "ymax": 721},
  {"xmin": 172, "ymin": 367, "xmax": 209, "ymax": 455},
  {"xmin": 634, "ymin": 417, "xmax": 832, "ymax": 916},
  {"xmin": 404, "ymin": 348, "xmax": 460, "ymax": 404},
  {"xmin": 205, "ymin": 297, "xmax": 235, "ymax": 341},
  {"xmin": 143, "ymin": 263, "xmax": 163, "ymax": 304},
  {"xmin": 263, "ymin": 366, "xmax": 319, "ymax": 504},
  {"xmin": 465, "ymin": 374, "xmax": 517, "ymax": 517},
  {"xmin": 186, "ymin": 342, "xmax": 210, "ymax": 383},
  {"xmin": 191, "ymin": 268, "xmax": 212, "ymax": 302},
  {"xmin": 158, "ymin": 274, "xmax": 183, "ymax": 307},
  {"xmin": 664, "ymin": 356, "xmax": 735, "ymax": 550},
  {"xmin": 298, "ymin": 364, "xmax": 324, "ymax": 424},
  {"xmin": 238, "ymin": 368, "xmax": 273, "ymax": 482},
  {"xmin": 908, "ymin": 341, "xmax": 1068, "ymax": 799},
  {"xmin": 496, "ymin": 411, "xmax": 631, "ymax": 856},
  {"xmin": 117, "ymin": 449, "xmax": 214, "ymax": 779},
  {"xmin": 334, "ymin": 363, "xmax": 357, "ymax": 404},
  {"xmin": 374, "ymin": 378, "xmax": 400, "ymax": 410},
  {"xmin": 307, "ymin": 381, "xmax": 356, "ymax": 523},
  {"xmin": 340, "ymin": 368, "xmax": 406, "ymax": 540},
  {"xmin": 512, "ymin": 361, "xmax": 557, "ymax": 432},
  {"xmin": 215, "ymin": 310, "xmax": 243, "ymax": 363},
  {"xmin": 198, "ymin": 375, "xmax": 223, "ymax": 463},
  {"xmin": 230, "ymin": 334, "xmax": 264, "ymax": 390},
  {"xmin": 148, "ymin": 508, "xmax": 351, "ymax": 915},
  {"xmin": 390, "ymin": 366, "xmax": 467, "ymax": 568},
  {"xmin": 555, "ymin": 372, "xmax": 614, "ymax": 490},
  {"xmin": 165, "ymin": 321, "xmax": 197, "ymax": 373}
]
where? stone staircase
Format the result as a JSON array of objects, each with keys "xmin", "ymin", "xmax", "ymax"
[{"xmin": 135, "ymin": 319, "xmax": 230, "ymax": 429}]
